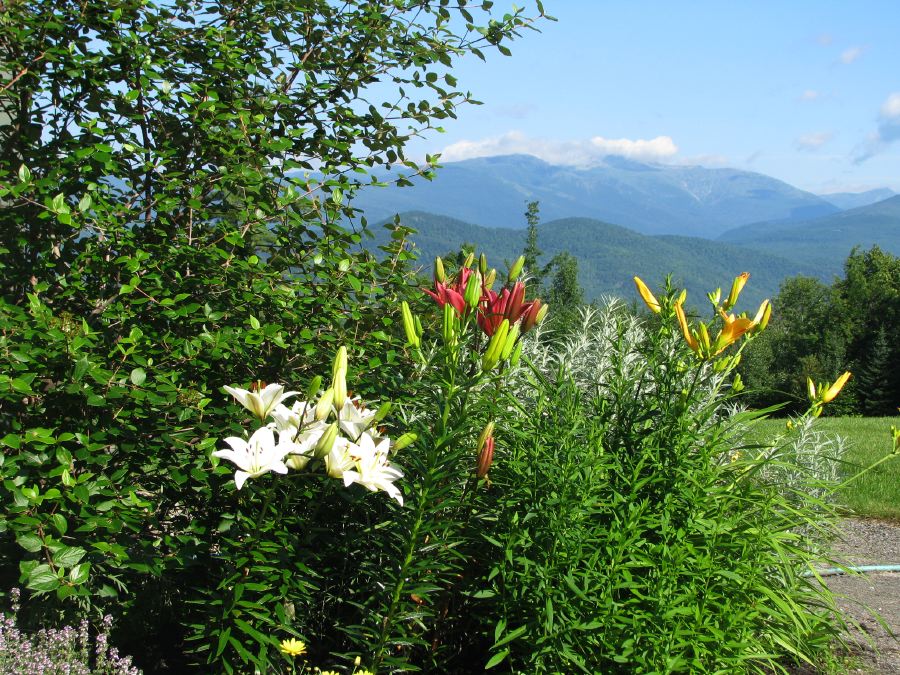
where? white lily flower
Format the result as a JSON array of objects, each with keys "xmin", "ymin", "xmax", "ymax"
[
  {"xmin": 270, "ymin": 399, "xmax": 316, "ymax": 435},
  {"xmin": 336, "ymin": 397, "xmax": 378, "ymax": 440},
  {"xmin": 212, "ymin": 426, "xmax": 289, "ymax": 489},
  {"xmin": 341, "ymin": 431, "xmax": 404, "ymax": 505},
  {"xmin": 278, "ymin": 423, "xmax": 328, "ymax": 471},
  {"xmin": 324, "ymin": 436, "xmax": 356, "ymax": 479},
  {"xmin": 224, "ymin": 383, "xmax": 299, "ymax": 421}
]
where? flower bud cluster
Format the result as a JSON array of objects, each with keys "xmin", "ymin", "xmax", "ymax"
[
  {"xmin": 634, "ymin": 273, "xmax": 771, "ymax": 361},
  {"xmin": 213, "ymin": 348, "xmax": 411, "ymax": 504}
]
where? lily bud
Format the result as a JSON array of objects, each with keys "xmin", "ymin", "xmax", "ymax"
[
  {"xmin": 507, "ymin": 282, "xmax": 526, "ymax": 322},
  {"xmin": 401, "ymin": 301, "xmax": 420, "ymax": 348},
  {"xmin": 373, "ymin": 401, "xmax": 392, "ymax": 424},
  {"xmin": 315, "ymin": 388, "xmax": 335, "ymax": 421},
  {"xmin": 676, "ymin": 289, "xmax": 688, "ymax": 305},
  {"xmin": 752, "ymin": 299, "xmax": 772, "ymax": 332},
  {"xmin": 286, "ymin": 453, "xmax": 311, "ymax": 471},
  {"xmin": 807, "ymin": 377, "xmax": 817, "ymax": 402},
  {"xmin": 392, "ymin": 431, "xmax": 417, "ymax": 452},
  {"xmin": 314, "ymin": 422, "xmax": 339, "ymax": 459},
  {"xmin": 463, "ymin": 251, "xmax": 474, "ymax": 269},
  {"xmin": 534, "ymin": 303, "xmax": 548, "ymax": 325},
  {"xmin": 414, "ymin": 315, "xmax": 423, "ymax": 338},
  {"xmin": 484, "ymin": 268, "xmax": 497, "ymax": 289},
  {"xmin": 509, "ymin": 341, "xmax": 523, "ymax": 368},
  {"xmin": 822, "ymin": 371, "xmax": 851, "ymax": 404},
  {"xmin": 332, "ymin": 346, "xmax": 348, "ymax": 409},
  {"xmin": 482, "ymin": 319, "xmax": 510, "ymax": 371},
  {"xmin": 443, "ymin": 302, "xmax": 457, "ymax": 346},
  {"xmin": 521, "ymin": 299, "xmax": 543, "ymax": 332},
  {"xmin": 306, "ymin": 375, "xmax": 323, "ymax": 402},
  {"xmin": 476, "ymin": 435, "xmax": 494, "ymax": 478},
  {"xmin": 508, "ymin": 255, "xmax": 525, "ymax": 283},
  {"xmin": 633, "ymin": 277, "xmax": 661, "ymax": 314},
  {"xmin": 724, "ymin": 272, "xmax": 750, "ymax": 311},
  {"xmin": 501, "ymin": 322, "xmax": 520, "ymax": 360},
  {"xmin": 477, "ymin": 421, "xmax": 495, "ymax": 451},
  {"xmin": 464, "ymin": 270, "xmax": 482, "ymax": 309},
  {"xmin": 434, "ymin": 256, "xmax": 446, "ymax": 284},
  {"xmin": 707, "ymin": 288, "xmax": 722, "ymax": 308},
  {"xmin": 479, "ymin": 252, "xmax": 488, "ymax": 275}
]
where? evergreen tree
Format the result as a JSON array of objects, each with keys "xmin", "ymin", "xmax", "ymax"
[
  {"xmin": 522, "ymin": 200, "xmax": 543, "ymax": 289},
  {"xmin": 857, "ymin": 326, "xmax": 896, "ymax": 415}
]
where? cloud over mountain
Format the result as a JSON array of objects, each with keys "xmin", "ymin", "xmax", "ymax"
[
  {"xmin": 854, "ymin": 92, "xmax": 900, "ymax": 163},
  {"xmin": 439, "ymin": 131, "xmax": 678, "ymax": 166}
]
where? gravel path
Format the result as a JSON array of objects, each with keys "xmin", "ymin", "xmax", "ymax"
[{"xmin": 822, "ymin": 518, "xmax": 900, "ymax": 673}]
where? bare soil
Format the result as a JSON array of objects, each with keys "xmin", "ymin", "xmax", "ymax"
[{"xmin": 819, "ymin": 517, "xmax": 900, "ymax": 673}]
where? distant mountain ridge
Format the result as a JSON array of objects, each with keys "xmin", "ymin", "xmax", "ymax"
[
  {"xmin": 369, "ymin": 211, "xmax": 820, "ymax": 307},
  {"xmin": 353, "ymin": 154, "xmax": 840, "ymax": 238},
  {"xmin": 718, "ymin": 196, "xmax": 900, "ymax": 274},
  {"xmin": 820, "ymin": 188, "xmax": 896, "ymax": 211}
]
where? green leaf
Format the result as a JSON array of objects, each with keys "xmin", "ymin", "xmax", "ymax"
[
  {"xmin": 485, "ymin": 649, "xmax": 509, "ymax": 669},
  {"xmin": 18, "ymin": 164, "xmax": 32, "ymax": 183},
  {"xmin": 130, "ymin": 367, "xmax": 147, "ymax": 386},
  {"xmin": 53, "ymin": 546, "xmax": 86, "ymax": 567},
  {"xmin": 249, "ymin": 316, "xmax": 260, "ymax": 330},
  {"xmin": 69, "ymin": 562, "xmax": 90, "ymax": 584},
  {"xmin": 27, "ymin": 566, "xmax": 60, "ymax": 593},
  {"xmin": 17, "ymin": 533, "xmax": 43, "ymax": 553}
]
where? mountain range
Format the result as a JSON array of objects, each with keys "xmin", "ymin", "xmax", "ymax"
[
  {"xmin": 353, "ymin": 154, "xmax": 840, "ymax": 238},
  {"xmin": 353, "ymin": 154, "xmax": 900, "ymax": 305}
]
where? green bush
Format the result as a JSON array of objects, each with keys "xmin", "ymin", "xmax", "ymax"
[{"xmin": 476, "ymin": 294, "xmax": 848, "ymax": 673}]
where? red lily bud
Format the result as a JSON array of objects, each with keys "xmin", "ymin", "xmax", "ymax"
[
  {"xmin": 520, "ymin": 299, "xmax": 543, "ymax": 332},
  {"xmin": 476, "ymin": 435, "xmax": 494, "ymax": 478},
  {"xmin": 506, "ymin": 281, "xmax": 526, "ymax": 322}
]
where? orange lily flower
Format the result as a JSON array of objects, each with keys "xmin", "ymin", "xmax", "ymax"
[{"xmin": 674, "ymin": 301, "xmax": 699, "ymax": 353}]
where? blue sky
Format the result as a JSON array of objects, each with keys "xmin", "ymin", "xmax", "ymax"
[{"xmin": 407, "ymin": 1, "xmax": 900, "ymax": 194}]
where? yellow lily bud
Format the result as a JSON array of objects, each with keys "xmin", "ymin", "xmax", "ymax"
[
  {"xmin": 724, "ymin": 272, "xmax": 750, "ymax": 311},
  {"xmin": 479, "ymin": 252, "xmax": 488, "ymax": 275},
  {"xmin": 677, "ymin": 289, "xmax": 688, "ymax": 305},
  {"xmin": 822, "ymin": 371, "xmax": 851, "ymax": 404},
  {"xmin": 674, "ymin": 302, "xmax": 699, "ymax": 353},
  {"xmin": 463, "ymin": 251, "xmax": 475, "ymax": 269},
  {"xmin": 414, "ymin": 315, "xmax": 423, "ymax": 338},
  {"xmin": 315, "ymin": 388, "xmax": 335, "ymax": 421},
  {"xmin": 633, "ymin": 276, "xmax": 661, "ymax": 313},
  {"xmin": 332, "ymin": 346, "xmax": 348, "ymax": 408},
  {"xmin": 535, "ymin": 303, "xmax": 549, "ymax": 325},
  {"xmin": 508, "ymin": 255, "xmax": 525, "ymax": 283},
  {"xmin": 698, "ymin": 322, "xmax": 712, "ymax": 355},
  {"xmin": 754, "ymin": 299, "xmax": 772, "ymax": 332},
  {"xmin": 807, "ymin": 377, "xmax": 817, "ymax": 402},
  {"xmin": 434, "ymin": 256, "xmax": 446, "ymax": 283}
]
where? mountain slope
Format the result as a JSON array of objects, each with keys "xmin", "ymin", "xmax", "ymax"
[
  {"xmin": 369, "ymin": 211, "xmax": 820, "ymax": 307},
  {"xmin": 718, "ymin": 196, "xmax": 900, "ymax": 273},
  {"xmin": 820, "ymin": 188, "xmax": 896, "ymax": 210},
  {"xmin": 352, "ymin": 154, "xmax": 839, "ymax": 238}
]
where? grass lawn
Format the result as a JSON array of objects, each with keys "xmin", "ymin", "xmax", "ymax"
[{"xmin": 750, "ymin": 416, "xmax": 900, "ymax": 522}]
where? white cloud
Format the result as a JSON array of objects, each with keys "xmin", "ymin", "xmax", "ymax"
[
  {"xmin": 854, "ymin": 92, "xmax": 900, "ymax": 163},
  {"xmin": 438, "ymin": 131, "xmax": 678, "ymax": 165},
  {"xmin": 817, "ymin": 33, "xmax": 833, "ymax": 46},
  {"xmin": 881, "ymin": 93, "xmax": 900, "ymax": 118},
  {"xmin": 800, "ymin": 89, "xmax": 820, "ymax": 102},
  {"xmin": 839, "ymin": 46, "xmax": 863, "ymax": 64},
  {"xmin": 796, "ymin": 132, "xmax": 834, "ymax": 151}
]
